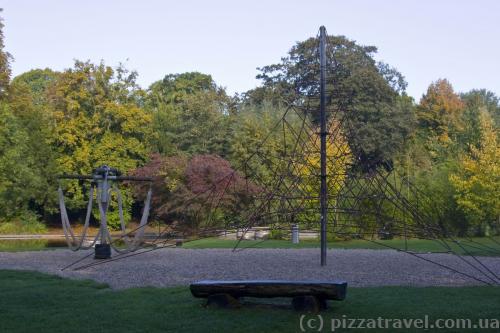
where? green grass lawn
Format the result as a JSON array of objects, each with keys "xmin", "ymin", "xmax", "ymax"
[
  {"xmin": 0, "ymin": 238, "xmax": 129, "ymax": 252},
  {"xmin": 0, "ymin": 270, "xmax": 498, "ymax": 332},
  {"xmin": 183, "ymin": 237, "xmax": 500, "ymax": 257},
  {"xmin": 0, "ymin": 239, "xmax": 56, "ymax": 252},
  {"xmin": 1, "ymin": 236, "xmax": 499, "ymax": 257}
]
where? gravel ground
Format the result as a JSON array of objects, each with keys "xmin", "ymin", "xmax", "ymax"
[{"xmin": 0, "ymin": 248, "xmax": 499, "ymax": 289}]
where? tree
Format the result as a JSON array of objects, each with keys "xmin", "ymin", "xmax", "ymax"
[
  {"xmin": 254, "ymin": 34, "xmax": 415, "ymax": 171},
  {"xmin": 459, "ymin": 89, "xmax": 500, "ymax": 151},
  {"xmin": 49, "ymin": 61, "xmax": 151, "ymax": 176},
  {"xmin": 294, "ymin": 121, "xmax": 353, "ymax": 226},
  {"xmin": 0, "ymin": 10, "xmax": 11, "ymax": 100},
  {"xmin": 146, "ymin": 72, "xmax": 235, "ymax": 156},
  {"xmin": 7, "ymin": 78, "xmax": 58, "ymax": 216},
  {"xmin": 418, "ymin": 79, "xmax": 465, "ymax": 144},
  {"xmin": 11, "ymin": 68, "xmax": 58, "ymax": 106},
  {"xmin": 0, "ymin": 89, "xmax": 56, "ymax": 226},
  {"xmin": 131, "ymin": 154, "xmax": 259, "ymax": 231},
  {"xmin": 0, "ymin": 103, "xmax": 44, "ymax": 219},
  {"xmin": 461, "ymin": 89, "xmax": 500, "ymax": 127},
  {"xmin": 450, "ymin": 112, "xmax": 499, "ymax": 234},
  {"xmin": 0, "ymin": 11, "xmax": 54, "ymax": 228},
  {"xmin": 47, "ymin": 60, "xmax": 152, "ymax": 228},
  {"xmin": 401, "ymin": 80, "xmax": 470, "ymax": 233},
  {"xmin": 228, "ymin": 103, "xmax": 288, "ymax": 181}
]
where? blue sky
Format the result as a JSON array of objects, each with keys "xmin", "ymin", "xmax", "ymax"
[{"xmin": 1, "ymin": 0, "xmax": 499, "ymax": 101}]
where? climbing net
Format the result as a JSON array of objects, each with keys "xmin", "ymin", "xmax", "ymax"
[{"xmin": 61, "ymin": 28, "xmax": 500, "ymax": 286}]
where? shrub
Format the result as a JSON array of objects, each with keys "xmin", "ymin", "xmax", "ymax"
[
  {"xmin": 268, "ymin": 229, "xmax": 287, "ymax": 240},
  {"xmin": 316, "ymin": 231, "xmax": 342, "ymax": 242},
  {"xmin": 0, "ymin": 212, "xmax": 47, "ymax": 234}
]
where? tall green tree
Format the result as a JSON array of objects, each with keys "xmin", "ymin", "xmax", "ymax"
[
  {"xmin": 403, "ymin": 80, "xmax": 468, "ymax": 233},
  {"xmin": 253, "ymin": 35, "xmax": 415, "ymax": 171},
  {"xmin": 459, "ymin": 89, "xmax": 500, "ymax": 152},
  {"xmin": 11, "ymin": 68, "xmax": 58, "ymax": 106},
  {"xmin": 47, "ymin": 60, "xmax": 152, "ymax": 228},
  {"xmin": 450, "ymin": 112, "xmax": 499, "ymax": 234},
  {"xmin": 0, "ymin": 10, "xmax": 11, "ymax": 100},
  {"xmin": 7, "ymin": 79, "xmax": 58, "ymax": 216},
  {"xmin": 0, "ymin": 103, "xmax": 45, "ymax": 220},
  {"xmin": 49, "ymin": 61, "xmax": 151, "ymax": 175},
  {"xmin": 228, "ymin": 103, "xmax": 286, "ymax": 175},
  {"xmin": 0, "ymin": 12, "xmax": 54, "ymax": 227},
  {"xmin": 461, "ymin": 89, "xmax": 500, "ymax": 127},
  {"xmin": 146, "ymin": 72, "xmax": 235, "ymax": 156}
]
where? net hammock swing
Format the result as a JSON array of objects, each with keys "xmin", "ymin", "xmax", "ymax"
[{"xmin": 58, "ymin": 165, "xmax": 153, "ymax": 258}]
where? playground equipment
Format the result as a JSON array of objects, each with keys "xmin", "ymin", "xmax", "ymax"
[
  {"xmin": 58, "ymin": 165, "xmax": 152, "ymax": 259},
  {"xmin": 59, "ymin": 27, "xmax": 499, "ymax": 289}
]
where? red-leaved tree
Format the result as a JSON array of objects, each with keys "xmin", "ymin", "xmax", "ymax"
[{"xmin": 130, "ymin": 154, "xmax": 259, "ymax": 233}]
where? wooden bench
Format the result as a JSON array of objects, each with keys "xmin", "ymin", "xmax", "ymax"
[{"xmin": 190, "ymin": 280, "xmax": 347, "ymax": 312}]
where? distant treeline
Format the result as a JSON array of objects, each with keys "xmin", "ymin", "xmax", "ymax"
[{"xmin": 0, "ymin": 14, "xmax": 497, "ymax": 236}]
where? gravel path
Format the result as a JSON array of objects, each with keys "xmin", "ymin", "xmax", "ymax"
[{"xmin": 1, "ymin": 248, "xmax": 499, "ymax": 289}]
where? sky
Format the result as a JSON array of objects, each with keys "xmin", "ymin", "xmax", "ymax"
[{"xmin": 1, "ymin": 0, "xmax": 499, "ymax": 101}]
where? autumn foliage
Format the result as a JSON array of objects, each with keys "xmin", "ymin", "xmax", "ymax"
[{"xmin": 130, "ymin": 154, "xmax": 259, "ymax": 230}]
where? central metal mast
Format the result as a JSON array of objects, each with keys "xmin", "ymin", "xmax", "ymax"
[{"xmin": 319, "ymin": 26, "xmax": 328, "ymax": 266}]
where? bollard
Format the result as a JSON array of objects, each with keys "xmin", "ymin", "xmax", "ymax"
[{"xmin": 292, "ymin": 224, "xmax": 299, "ymax": 244}]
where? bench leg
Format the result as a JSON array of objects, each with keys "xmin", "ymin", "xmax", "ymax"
[
  {"xmin": 292, "ymin": 296, "xmax": 327, "ymax": 312},
  {"xmin": 206, "ymin": 293, "xmax": 241, "ymax": 309}
]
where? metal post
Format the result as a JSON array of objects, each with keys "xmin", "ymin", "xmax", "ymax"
[
  {"xmin": 319, "ymin": 26, "xmax": 328, "ymax": 266},
  {"xmin": 95, "ymin": 168, "xmax": 111, "ymax": 259},
  {"xmin": 292, "ymin": 224, "xmax": 299, "ymax": 244}
]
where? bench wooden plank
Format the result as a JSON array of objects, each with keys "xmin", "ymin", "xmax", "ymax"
[{"xmin": 190, "ymin": 280, "xmax": 347, "ymax": 301}]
